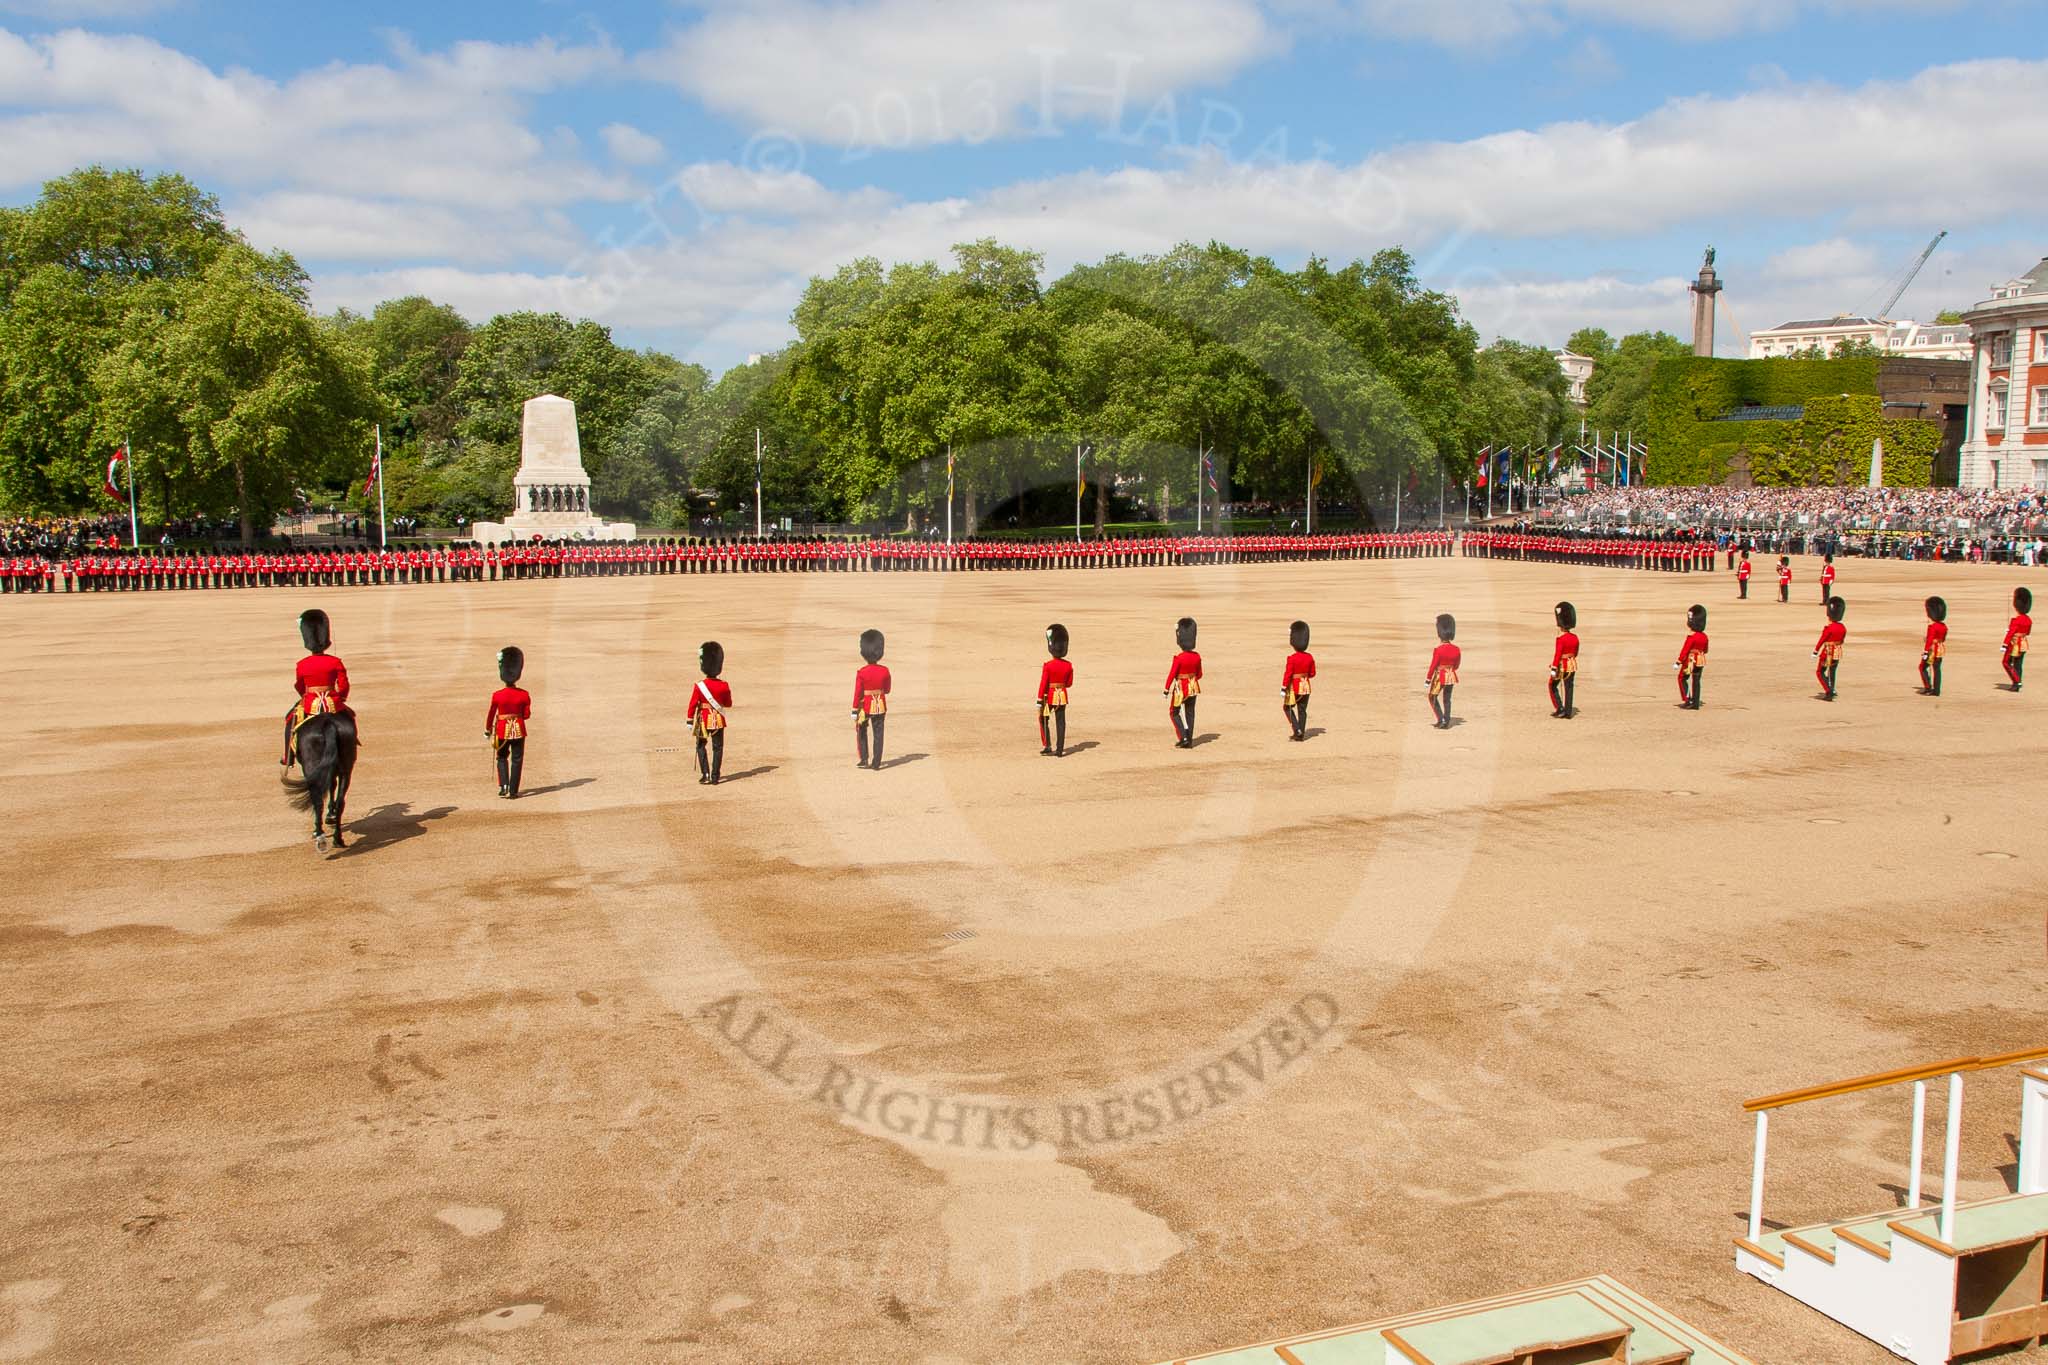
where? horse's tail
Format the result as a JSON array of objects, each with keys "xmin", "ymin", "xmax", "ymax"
[{"xmin": 286, "ymin": 716, "xmax": 339, "ymax": 809}]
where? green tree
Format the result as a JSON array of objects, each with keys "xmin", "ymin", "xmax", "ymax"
[
  {"xmin": 1564, "ymin": 327, "xmax": 1616, "ymax": 362},
  {"xmin": 0, "ymin": 167, "xmax": 240, "ymax": 515},
  {"xmin": 1584, "ymin": 331, "xmax": 1691, "ymax": 439},
  {"xmin": 95, "ymin": 245, "xmax": 379, "ymax": 543}
]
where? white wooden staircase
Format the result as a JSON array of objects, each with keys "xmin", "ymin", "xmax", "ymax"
[{"xmin": 1734, "ymin": 1053, "xmax": 2048, "ymax": 1364}]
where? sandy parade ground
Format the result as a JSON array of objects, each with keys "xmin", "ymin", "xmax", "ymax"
[{"xmin": 2, "ymin": 552, "xmax": 2044, "ymax": 1364}]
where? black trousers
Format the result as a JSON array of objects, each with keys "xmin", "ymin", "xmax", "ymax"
[
  {"xmin": 696, "ymin": 730, "xmax": 725, "ymax": 781},
  {"xmin": 1170, "ymin": 697, "xmax": 1196, "ymax": 744},
  {"xmin": 496, "ymin": 737, "xmax": 524, "ymax": 796},
  {"xmin": 1288, "ymin": 696, "xmax": 1309, "ymax": 737},
  {"xmin": 857, "ymin": 714, "xmax": 886, "ymax": 767},
  {"xmin": 1038, "ymin": 705, "xmax": 1066, "ymax": 754},
  {"xmin": 1920, "ymin": 655, "xmax": 1942, "ymax": 695},
  {"xmin": 1779, "ymin": 584, "xmax": 1789, "ymax": 603},
  {"xmin": 1739, "ymin": 579, "xmax": 1748, "ymax": 598},
  {"xmin": 1679, "ymin": 666, "xmax": 1704, "ymax": 708},
  {"xmin": 1548, "ymin": 673, "xmax": 1575, "ymax": 716},
  {"xmin": 1429, "ymin": 685, "xmax": 1454, "ymax": 726}
]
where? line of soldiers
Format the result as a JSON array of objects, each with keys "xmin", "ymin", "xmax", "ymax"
[
  {"xmin": 1463, "ymin": 530, "xmax": 1718, "ymax": 570},
  {"xmin": 3, "ymin": 529, "xmax": 1458, "ymax": 594}
]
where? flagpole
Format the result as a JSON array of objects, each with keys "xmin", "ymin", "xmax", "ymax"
[
  {"xmin": 126, "ymin": 439, "xmax": 138, "ymax": 548},
  {"xmin": 1194, "ymin": 441, "xmax": 1201, "ymax": 533},
  {"xmin": 1075, "ymin": 442, "xmax": 1082, "ymax": 539},
  {"xmin": 1305, "ymin": 456, "xmax": 1312, "ymax": 535},
  {"xmin": 374, "ymin": 424, "xmax": 387, "ymax": 549},
  {"xmin": 754, "ymin": 427, "xmax": 763, "ymax": 538},
  {"xmin": 946, "ymin": 443, "xmax": 954, "ymax": 546}
]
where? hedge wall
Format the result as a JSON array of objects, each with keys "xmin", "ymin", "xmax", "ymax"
[{"xmin": 1645, "ymin": 356, "xmax": 1937, "ymax": 487}]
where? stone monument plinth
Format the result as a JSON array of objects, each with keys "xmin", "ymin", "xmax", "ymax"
[
  {"xmin": 471, "ymin": 393, "xmax": 636, "ymax": 544},
  {"xmin": 1689, "ymin": 246, "xmax": 1723, "ymax": 358}
]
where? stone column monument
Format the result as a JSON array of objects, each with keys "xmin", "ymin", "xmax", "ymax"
[
  {"xmin": 471, "ymin": 394, "xmax": 635, "ymax": 544},
  {"xmin": 1689, "ymin": 246, "xmax": 1723, "ymax": 358}
]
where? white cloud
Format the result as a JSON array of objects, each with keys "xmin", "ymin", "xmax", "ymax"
[
  {"xmin": 0, "ymin": 27, "xmax": 631, "ymax": 210},
  {"xmin": 600, "ymin": 122, "xmax": 664, "ymax": 165},
  {"xmin": 1290, "ymin": 0, "xmax": 1952, "ymax": 48},
  {"xmin": 232, "ymin": 191, "xmax": 579, "ymax": 265},
  {"xmin": 307, "ymin": 54, "xmax": 2048, "ymax": 372},
  {"xmin": 643, "ymin": 0, "xmax": 1282, "ymax": 148}
]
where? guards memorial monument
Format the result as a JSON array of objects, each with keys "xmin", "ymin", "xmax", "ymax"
[{"xmin": 472, "ymin": 393, "xmax": 636, "ymax": 544}]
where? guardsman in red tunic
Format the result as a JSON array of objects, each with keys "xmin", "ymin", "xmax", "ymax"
[
  {"xmin": 1283, "ymin": 620, "xmax": 1315, "ymax": 741},
  {"xmin": 1165, "ymin": 617, "xmax": 1203, "ymax": 748},
  {"xmin": 1814, "ymin": 596, "xmax": 1846, "ymax": 701},
  {"xmin": 486, "ymin": 646, "xmax": 532, "ymax": 798},
  {"xmin": 1818, "ymin": 553, "xmax": 1836, "ymax": 606},
  {"xmin": 1675, "ymin": 604, "xmax": 1708, "ymax": 710},
  {"xmin": 1920, "ymin": 596, "xmax": 1948, "ymax": 697},
  {"xmin": 1038, "ymin": 624, "xmax": 1073, "ymax": 756},
  {"xmin": 1737, "ymin": 553, "xmax": 1751, "ymax": 599},
  {"xmin": 689, "ymin": 641, "xmax": 733, "ymax": 785},
  {"xmin": 2003, "ymin": 586, "xmax": 2032, "ymax": 692},
  {"xmin": 1776, "ymin": 555, "xmax": 1791, "ymax": 604},
  {"xmin": 1549, "ymin": 601, "xmax": 1579, "ymax": 719},
  {"xmin": 283, "ymin": 609, "xmax": 354, "ymax": 765},
  {"xmin": 1426, "ymin": 614, "xmax": 1460, "ymax": 730},
  {"xmin": 852, "ymin": 629, "xmax": 891, "ymax": 769}
]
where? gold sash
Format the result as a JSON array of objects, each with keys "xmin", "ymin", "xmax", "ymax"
[
  {"xmin": 1292, "ymin": 675, "xmax": 1311, "ymax": 696},
  {"xmin": 693, "ymin": 710, "xmax": 724, "ymax": 736},
  {"xmin": 1928, "ymin": 641, "xmax": 1945, "ymax": 660},
  {"xmin": 2014, "ymin": 636, "xmax": 2030, "ymax": 657},
  {"xmin": 1429, "ymin": 668, "xmax": 1457, "ymax": 696},
  {"xmin": 1683, "ymin": 651, "xmax": 1704, "ymax": 674},
  {"xmin": 1820, "ymin": 642, "xmax": 1843, "ymax": 664},
  {"xmin": 1043, "ymin": 684, "xmax": 1068, "ymax": 708},
  {"xmin": 1557, "ymin": 656, "xmax": 1577, "ymax": 677},
  {"xmin": 862, "ymin": 688, "xmax": 887, "ymax": 715}
]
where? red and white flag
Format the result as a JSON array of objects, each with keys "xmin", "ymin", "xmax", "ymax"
[
  {"xmin": 104, "ymin": 447, "xmax": 128, "ymax": 501},
  {"xmin": 363, "ymin": 441, "xmax": 381, "ymax": 495}
]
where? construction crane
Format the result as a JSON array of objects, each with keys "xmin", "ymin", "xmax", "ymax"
[{"xmin": 1870, "ymin": 230, "xmax": 1946, "ymax": 321}]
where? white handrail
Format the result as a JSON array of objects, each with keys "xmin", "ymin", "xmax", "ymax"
[
  {"xmin": 1941, "ymin": 1073, "xmax": 1963, "ymax": 1244},
  {"xmin": 1749, "ymin": 1111, "xmax": 1769, "ymax": 1243},
  {"xmin": 1907, "ymin": 1079, "xmax": 1926, "ymax": 1209}
]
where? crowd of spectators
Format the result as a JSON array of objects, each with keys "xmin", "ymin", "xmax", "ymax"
[
  {"xmin": 1, "ymin": 515, "xmax": 129, "ymax": 556},
  {"xmin": 1550, "ymin": 485, "xmax": 2048, "ymax": 534}
]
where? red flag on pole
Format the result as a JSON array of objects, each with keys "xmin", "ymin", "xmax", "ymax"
[
  {"xmin": 104, "ymin": 448, "xmax": 127, "ymax": 501},
  {"xmin": 363, "ymin": 444, "xmax": 381, "ymax": 496},
  {"xmin": 1474, "ymin": 446, "xmax": 1490, "ymax": 489}
]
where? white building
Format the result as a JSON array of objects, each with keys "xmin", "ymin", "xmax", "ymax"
[
  {"xmin": 1747, "ymin": 315, "xmax": 1971, "ymax": 360},
  {"xmin": 1958, "ymin": 258, "xmax": 2048, "ymax": 489},
  {"xmin": 1554, "ymin": 350, "xmax": 1594, "ymax": 407}
]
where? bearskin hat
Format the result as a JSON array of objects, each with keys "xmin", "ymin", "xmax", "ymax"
[
  {"xmin": 1436, "ymin": 613, "xmax": 1456, "ymax": 642},
  {"xmin": 1290, "ymin": 620, "xmax": 1310, "ymax": 652},
  {"xmin": 1826, "ymin": 596, "xmax": 1846, "ymax": 623},
  {"xmin": 859, "ymin": 629, "xmax": 886, "ymax": 664},
  {"xmin": 1926, "ymin": 596, "xmax": 1946, "ymax": 623},
  {"xmin": 298, "ymin": 608, "xmax": 330, "ymax": 653},
  {"xmin": 1778, "ymin": 556, "xmax": 1789, "ymax": 567},
  {"xmin": 1824, "ymin": 552, "xmax": 1834, "ymax": 564},
  {"xmin": 498, "ymin": 646, "xmax": 525, "ymax": 685},
  {"xmin": 1554, "ymin": 601, "xmax": 1576, "ymax": 631},
  {"xmin": 2016, "ymin": 586, "xmax": 2034, "ymax": 615},
  {"xmin": 700, "ymin": 641, "xmax": 724, "ymax": 678},
  {"xmin": 1046, "ymin": 624, "xmax": 1069, "ymax": 659},
  {"xmin": 1687, "ymin": 604, "xmax": 1708, "ymax": 632},
  {"xmin": 1175, "ymin": 617, "xmax": 1198, "ymax": 651}
]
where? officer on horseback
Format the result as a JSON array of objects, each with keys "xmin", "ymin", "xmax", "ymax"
[{"xmin": 282, "ymin": 609, "xmax": 356, "ymax": 766}]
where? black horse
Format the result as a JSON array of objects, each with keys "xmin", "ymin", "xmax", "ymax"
[{"xmin": 282, "ymin": 712, "xmax": 358, "ymax": 851}]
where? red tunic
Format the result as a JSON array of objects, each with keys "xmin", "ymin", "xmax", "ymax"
[
  {"xmin": 852, "ymin": 663, "xmax": 891, "ymax": 714},
  {"xmin": 1427, "ymin": 642, "xmax": 1461, "ymax": 686},
  {"xmin": 1164, "ymin": 650, "xmax": 1203, "ymax": 698},
  {"xmin": 1551, "ymin": 631, "xmax": 1580, "ymax": 672},
  {"xmin": 486, "ymin": 686, "xmax": 532, "ymax": 740},
  {"xmin": 1814, "ymin": 620, "xmax": 1846, "ymax": 660},
  {"xmin": 1923, "ymin": 621, "xmax": 1948, "ymax": 656},
  {"xmin": 1037, "ymin": 658, "xmax": 1074, "ymax": 705},
  {"xmin": 1677, "ymin": 631, "xmax": 1708, "ymax": 669},
  {"xmin": 2005, "ymin": 614, "xmax": 2032, "ymax": 657},
  {"xmin": 687, "ymin": 678, "xmax": 733, "ymax": 727},
  {"xmin": 1282, "ymin": 650, "xmax": 1316, "ymax": 697},
  {"xmin": 295, "ymin": 653, "xmax": 351, "ymax": 708}
]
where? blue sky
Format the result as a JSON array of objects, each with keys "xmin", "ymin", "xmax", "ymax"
[{"xmin": 1, "ymin": 0, "xmax": 2042, "ymax": 374}]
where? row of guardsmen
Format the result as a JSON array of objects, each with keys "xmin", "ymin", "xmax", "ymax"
[
  {"xmin": 1462, "ymin": 529, "xmax": 1722, "ymax": 570},
  {"xmin": 0, "ymin": 529, "xmax": 1455, "ymax": 592}
]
